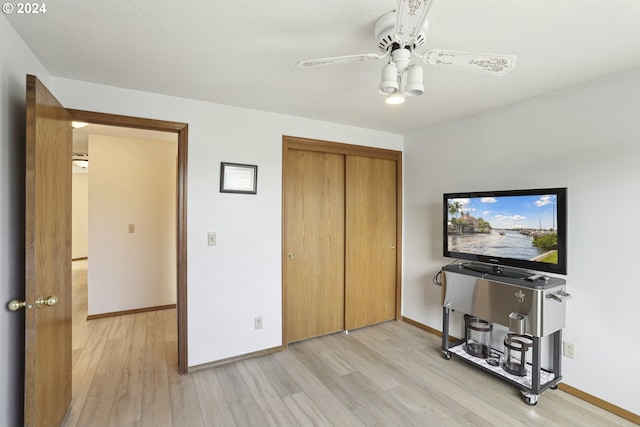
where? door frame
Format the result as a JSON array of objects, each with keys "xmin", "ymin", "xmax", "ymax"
[
  {"xmin": 69, "ymin": 109, "xmax": 189, "ymax": 374},
  {"xmin": 281, "ymin": 135, "xmax": 403, "ymax": 349}
]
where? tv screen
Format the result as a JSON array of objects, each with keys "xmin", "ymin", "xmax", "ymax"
[{"xmin": 443, "ymin": 188, "xmax": 567, "ymax": 275}]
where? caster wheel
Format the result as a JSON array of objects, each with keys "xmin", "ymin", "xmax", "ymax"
[
  {"xmin": 551, "ymin": 384, "xmax": 558, "ymax": 390},
  {"xmin": 521, "ymin": 392, "xmax": 538, "ymax": 406},
  {"xmin": 441, "ymin": 350, "xmax": 451, "ymax": 360}
]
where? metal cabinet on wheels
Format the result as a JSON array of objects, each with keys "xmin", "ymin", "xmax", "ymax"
[{"xmin": 439, "ymin": 263, "xmax": 571, "ymax": 405}]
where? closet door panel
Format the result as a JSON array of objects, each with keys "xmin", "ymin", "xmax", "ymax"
[
  {"xmin": 345, "ymin": 155, "xmax": 397, "ymax": 330},
  {"xmin": 284, "ymin": 149, "xmax": 345, "ymax": 343}
]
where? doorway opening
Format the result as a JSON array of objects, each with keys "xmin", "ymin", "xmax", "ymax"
[{"xmin": 69, "ymin": 109, "xmax": 188, "ymax": 374}]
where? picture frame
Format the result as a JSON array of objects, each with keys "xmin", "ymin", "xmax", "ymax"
[{"xmin": 220, "ymin": 162, "xmax": 258, "ymax": 194}]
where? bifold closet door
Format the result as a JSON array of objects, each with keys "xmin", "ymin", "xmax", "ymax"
[
  {"xmin": 284, "ymin": 149, "xmax": 345, "ymax": 343},
  {"xmin": 345, "ymin": 155, "xmax": 397, "ymax": 330}
]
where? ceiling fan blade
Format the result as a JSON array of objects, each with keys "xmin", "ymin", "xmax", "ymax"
[
  {"xmin": 394, "ymin": 0, "xmax": 434, "ymax": 47},
  {"xmin": 296, "ymin": 52, "xmax": 388, "ymax": 68},
  {"xmin": 417, "ymin": 49, "xmax": 516, "ymax": 76}
]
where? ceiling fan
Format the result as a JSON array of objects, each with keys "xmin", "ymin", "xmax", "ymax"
[{"xmin": 296, "ymin": 0, "xmax": 516, "ymax": 104}]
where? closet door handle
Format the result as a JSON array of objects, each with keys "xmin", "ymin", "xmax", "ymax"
[
  {"xmin": 390, "ymin": 244, "xmax": 396, "ymax": 250},
  {"xmin": 288, "ymin": 253, "xmax": 294, "ymax": 259}
]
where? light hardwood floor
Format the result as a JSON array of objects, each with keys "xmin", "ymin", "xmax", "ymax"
[{"xmin": 64, "ymin": 261, "xmax": 636, "ymax": 426}]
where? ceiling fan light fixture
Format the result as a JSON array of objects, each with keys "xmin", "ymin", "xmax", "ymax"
[
  {"xmin": 378, "ymin": 62, "xmax": 399, "ymax": 95},
  {"xmin": 404, "ymin": 65, "xmax": 424, "ymax": 97},
  {"xmin": 295, "ymin": 3, "xmax": 517, "ymax": 106},
  {"xmin": 385, "ymin": 71, "xmax": 405, "ymax": 105}
]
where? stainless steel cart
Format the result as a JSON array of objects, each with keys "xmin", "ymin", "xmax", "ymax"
[{"xmin": 440, "ymin": 263, "xmax": 571, "ymax": 405}]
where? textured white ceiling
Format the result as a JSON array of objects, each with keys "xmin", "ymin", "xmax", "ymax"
[{"xmin": 6, "ymin": 0, "xmax": 640, "ymax": 133}]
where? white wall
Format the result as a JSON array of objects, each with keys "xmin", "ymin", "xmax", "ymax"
[
  {"xmin": 50, "ymin": 76, "xmax": 403, "ymax": 366},
  {"xmin": 72, "ymin": 168, "xmax": 88, "ymax": 259},
  {"xmin": 403, "ymin": 68, "xmax": 640, "ymax": 415},
  {"xmin": 0, "ymin": 14, "xmax": 51, "ymax": 427},
  {"xmin": 87, "ymin": 135, "xmax": 177, "ymax": 315}
]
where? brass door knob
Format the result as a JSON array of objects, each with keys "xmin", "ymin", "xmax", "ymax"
[
  {"xmin": 7, "ymin": 300, "xmax": 33, "ymax": 311},
  {"xmin": 35, "ymin": 295, "xmax": 58, "ymax": 307},
  {"xmin": 7, "ymin": 295, "xmax": 58, "ymax": 311}
]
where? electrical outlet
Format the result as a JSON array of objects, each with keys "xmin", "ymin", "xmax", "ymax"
[
  {"xmin": 254, "ymin": 316, "xmax": 263, "ymax": 330},
  {"xmin": 563, "ymin": 341, "xmax": 575, "ymax": 359}
]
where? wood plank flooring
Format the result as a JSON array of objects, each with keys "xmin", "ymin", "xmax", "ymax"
[{"xmin": 64, "ymin": 261, "xmax": 636, "ymax": 426}]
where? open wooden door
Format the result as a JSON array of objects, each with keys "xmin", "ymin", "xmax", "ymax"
[{"xmin": 24, "ymin": 74, "xmax": 73, "ymax": 426}]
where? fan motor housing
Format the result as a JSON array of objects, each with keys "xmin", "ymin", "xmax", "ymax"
[{"xmin": 375, "ymin": 10, "xmax": 427, "ymax": 53}]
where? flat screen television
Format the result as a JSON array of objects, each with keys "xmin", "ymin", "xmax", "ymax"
[{"xmin": 443, "ymin": 188, "xmax": 567, "ymax": 275}]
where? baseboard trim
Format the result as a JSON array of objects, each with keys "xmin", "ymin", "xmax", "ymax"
[
  {"xmin": 188, "ymin": 346, "xmax": 283, "ymax": 373},
  {"xmin": 402, "ymin": 316, "xmax": 459, "ymax": 342},
  {"xmin": 557, "ymin": 383, "xmax": 640, "ymax": 425},
  {"xmin": 402, "ymin": 316, "xmax": 639, "ymax": 424},
  {"xmin": 87, "ymin": 304, "xmax": 176, "ymax": 320}
]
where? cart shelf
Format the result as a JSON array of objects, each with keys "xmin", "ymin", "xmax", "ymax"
[{"xmin": 446, "ymin": 340, "xmax": 558, "ymax": 391}]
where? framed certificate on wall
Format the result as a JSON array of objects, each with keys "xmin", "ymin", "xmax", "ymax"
[{"xmin": 220, "ymin": 162, "xmax": 258, "ymax": 194}]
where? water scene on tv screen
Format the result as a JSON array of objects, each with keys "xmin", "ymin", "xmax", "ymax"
[{"xmin": 447, "ymin": 194, "xmax": 559, "ymax": 264}]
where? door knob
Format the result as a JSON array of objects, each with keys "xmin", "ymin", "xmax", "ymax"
[
  {"xmin": 288, "ymin": 253, "xmax": 294, "ymax": 259},
  {"xmin": 7, "ymin": 295, "xmax": 58, "ymax": 311},
  {"xmin": 390, "ymin": 244, "xmax": 396, "ymax": 250},
  {"xmin": 35, "ymin": 295, "xmax": 58, "ymax": 307},
  {"xmin": 7, "ymin": 300, "xmax": 34, "ymax": 311}
]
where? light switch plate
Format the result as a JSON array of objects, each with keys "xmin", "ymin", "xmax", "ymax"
[{"xmin": 208, "ymin": 232, "xmax": 216, "ymax": 246}]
